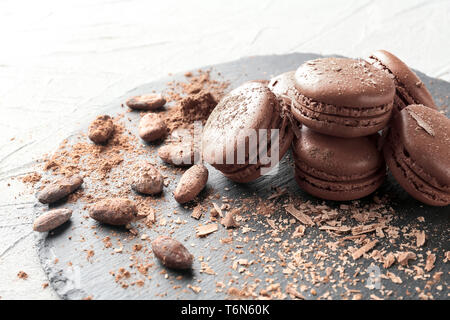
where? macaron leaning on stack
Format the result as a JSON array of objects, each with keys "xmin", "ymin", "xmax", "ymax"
[
  {"xmin": 202, "ymin": 81, "xmax": 294, "ymax": 183},
  {"xmin": 366, "ymin": 50, "xmax": 436, "ymax": 113},
  {"xmin": 383, "ymin": 104, "xmax": 450, "ymax": 206}
]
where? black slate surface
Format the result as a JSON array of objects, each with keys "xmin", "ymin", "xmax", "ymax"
[{"xmin": 35, "ymin": 53, "xmax": 449, "ymax": 300}]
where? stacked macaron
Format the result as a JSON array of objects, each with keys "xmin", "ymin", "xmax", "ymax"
[
  {"xmin": 202, "ymin": 50, "xmax": 449, "ymax": 206},
  {"xmin": 274, "ymin": 57, "xmax": 394, "ymax": 201}
]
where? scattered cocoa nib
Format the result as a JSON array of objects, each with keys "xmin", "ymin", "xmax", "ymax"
[
  {"xmin": 351, "ymin": 223, "xmax": 385, "ymax": 236},
  {"xmin": 397, "ymin": 251, "xmax": 416, "ymax": 266},
  {"xmin": 151, "ymin": 236, "xmax": 193, "ymax": 269},
  {"xmin": 89, "ymin": 198, "xmax": 138, "ymax": 226},
  {"xmin": 221, "ymin": 210, "xmax": 239, "ymax": 229},
  {"xmin": 126, "ymin": 94, "xmax": 166, "ymax": 111},
  {"xmin": 33, "ymin": 208, "xmax": 72, "ymax": 232},
  {"xmin": 130, "ymin": 163, "xmax": 164, "ymax": 195},
  {"xmin": 17, "ymin": 271, "xmax": 28, "ymax": 280},
  {"xmin": 138, "ymin": 113, "xmax": 167, "ymax": 142},
  {"xmin": 88, "ymin": 115, "xmax": 114, "ymax": 144},
  {"xmin": 158, "ymin": 142, "xmax": 199, "ymax": 166},
  {"xmin": 37, "ymin": 175, "xmax": 83, "ymax": 204},
  {"xmin": 174, "ymin": 164, "xmax": 208, "ymax": 204}
]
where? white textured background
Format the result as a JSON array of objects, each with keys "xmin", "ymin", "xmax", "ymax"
[{"xmin": 0, "ymin": 0, "xmax": 449, "ymax": 299}]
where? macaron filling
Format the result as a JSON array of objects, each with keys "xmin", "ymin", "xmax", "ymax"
[
  {"xmin": 293, "ymin": 151, "xmax": 386, "ymax": 200},
  {"xmin": 289, "ymin": 89, "xmax": 393, "ymax": 134},
  {"xmin": 294, "ymin": 164, "xmax": 386, "ymax": 197}
]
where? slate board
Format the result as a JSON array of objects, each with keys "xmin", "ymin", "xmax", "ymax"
[{"xmin": 35, "ymin": 53, "xmax": 449, "ymax": 300}]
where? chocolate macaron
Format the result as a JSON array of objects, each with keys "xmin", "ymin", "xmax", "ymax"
[
  {"xmin": 290, "ymin": 58, "xmax": 395, "ymax": 138},
  {"xmin": 268, "ymin": 71, "xmax": 296, "ymax": 105},
  {"xmin": 383, "ymin": 104, "xmax": 450, "ymax": 206},
  {"xmin": 367, "ymin": 50, "xmax": 436, "ymax": 113},
  {"xmin": 202, "ymin": 81, "xmax": 294, "ymax": 183},
  {"xmin": 292, "ymin": 126, "xmax": 386, "ymax": 201}
]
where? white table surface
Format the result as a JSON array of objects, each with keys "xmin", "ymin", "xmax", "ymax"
[{"xmin": 0, "ymin": 0, "xmax": 449, "ymax": 300}]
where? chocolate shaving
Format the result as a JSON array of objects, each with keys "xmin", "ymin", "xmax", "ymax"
[
  {"xmin": 415, "ymin": 230, "xmax": 426, "ymax": 247},
  {"xmin": 397, "ymin": 251, "xmax": 416, "ymax": 266},
  {"xmin": 191, "ymin": 205, "xmax": 203, "ymax": 220},
  {"xmin": 286, "ymin": 284, "xmax": 305, "ymax": 300},
  {"xmin": 319, "ymin": 225, "xmax": 351, "ymax": 233},
  {"xmin": 383, "ymin": 253, "xmax": 396, "ymax": 269},
  {"xmin": 285, "ymin": 204, "xmax": 314, "ymax": 226},
  {"xmin": 407, "ymin": 109, "xmax": 435, "ymax": 136},
  {"xmin": 386, "ymin": 271, "xmax": 402, "ymax": 284},
  {"xmin": 212, "ymin": 202, "xmax": 223, "ymax": 217},
  {"xmin": 351, "ymin": 240, "xmax": 378, "ymax": 260},
  {"xmin": 221, "ymin": 211, "xmax": 239, "ymax": 229},
  {"xmin": 351, "ymin": 223, "xmax": 385, "ymax": 236},
  {"xmin": 425, "ymin": 253, "xmax": 436, "ymax": 272},
  {"xmin": 196, "ymin": 223, "xmax": 218, "ymax": 237}
]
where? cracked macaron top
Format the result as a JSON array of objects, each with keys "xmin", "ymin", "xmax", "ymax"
[
  {"xmin": 294, "ymin": 57, "xmax": 395, "ymax": 108},
  {"xmin": 391, "ymin": 104, "xmax": 450, "ymax": 190},
  {"xmin": 367, "ymin": 50, "xmax": 436, "ymax": 112}
]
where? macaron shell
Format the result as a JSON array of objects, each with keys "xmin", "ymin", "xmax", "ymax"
[
  {"xmin": 268, "ymin": 71, "xmax": 296, "ymax": 103},
  {"xmin": 294, "ymin": 167, "xmax": 386, "ymax": 201},
  {"xmin": 384, "ymin": 135, "xmax": 450, "ymax": 206},
  {"xmin": 367, "ymin": 50, "xmax": 436, "ymax": 111},
  {"xmin": 292, "ymin": 127, "xmax": 385, "ymax": 200},
  {"xmin": 395, "ymin": 105, "xmax": 450, "ymax": 189},
  {"xmin": 292, "ymin": 127, "xmax": 383, "ymax": 178},
  {"xmin": 202, "ymin": 82, "xmax": 276, "ymax": 165},
  {"xmin": 294, "ymin": 58, "xmax": 395, "ymax": 108},
  {"xmin": 293, "ymin": 127, "xmax": 384, "ymax": 181},
  {"xmin": 210, "ymin": 91, "xmax": 283, "ymax": 174},
  {"xmin": 224, "ymin": 115, "xmax": 294, "ymax": 183}
]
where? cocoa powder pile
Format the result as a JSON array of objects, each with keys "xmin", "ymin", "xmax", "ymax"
[{"xmin": 163, "ymin": 70, "xmax": 228, "ymax": 132}]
